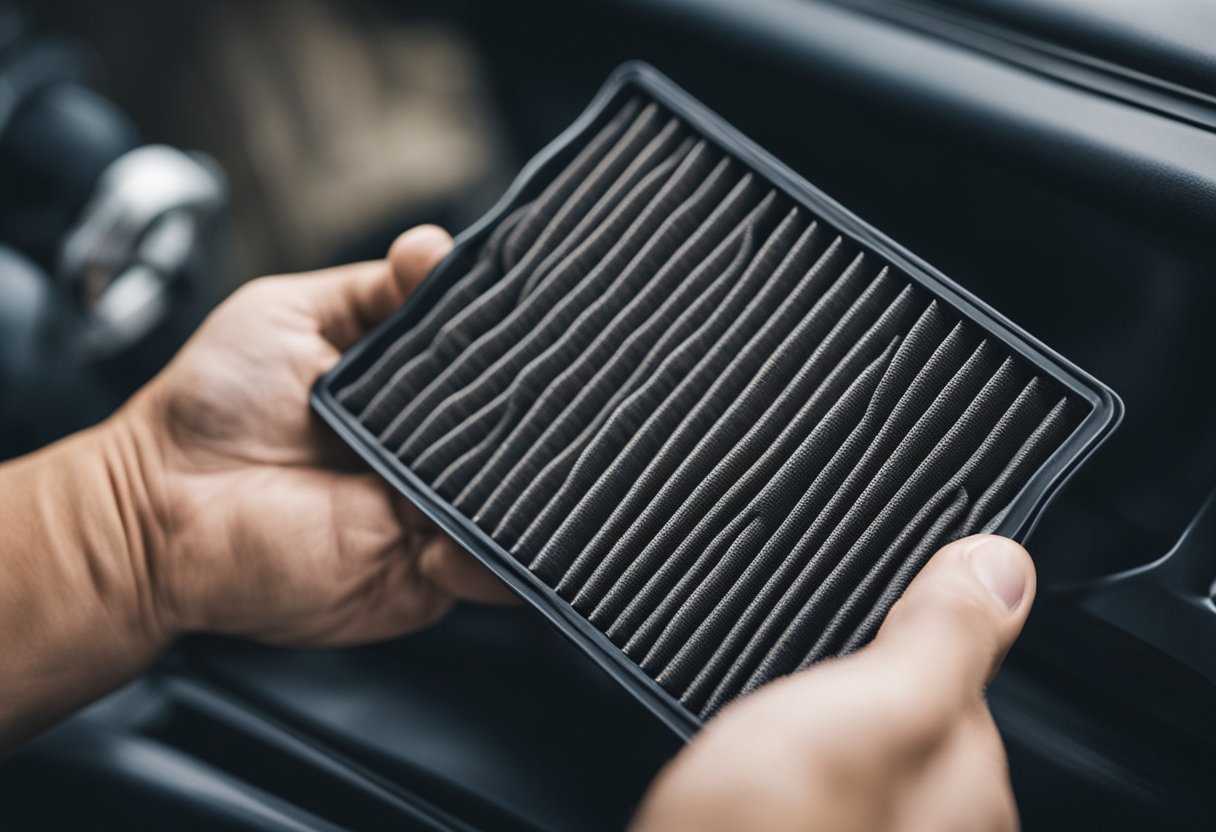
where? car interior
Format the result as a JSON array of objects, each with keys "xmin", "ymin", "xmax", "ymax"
[{"xmin": 1, "ymin": 1, "xmax": 1213, "ymax": 829}]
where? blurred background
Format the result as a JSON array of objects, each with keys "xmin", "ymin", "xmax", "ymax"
[
  {"xmin": 2, "ymin": 0, "xmax": 1216, "ymax": 829},
  {"xmin": 0, "ymin": 0, "xmax": 523, "ymax": 458}
]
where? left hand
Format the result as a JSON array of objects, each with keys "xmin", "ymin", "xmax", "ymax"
[{"xmin": 112, "ymin": 225, "xmax": 515, "ymax": 647}]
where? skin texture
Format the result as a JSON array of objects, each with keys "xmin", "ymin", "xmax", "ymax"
[{"xmin": 0, "ymin": 224, "xmax": 1033, "ymax": 831}]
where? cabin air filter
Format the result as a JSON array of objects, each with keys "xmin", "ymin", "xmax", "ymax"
[{"xmin": 313, "ymin": 63, "xmax": 1121, "ymax": 739}]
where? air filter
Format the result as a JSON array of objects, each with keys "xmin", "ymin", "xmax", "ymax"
[{"xmin": 313, "ymin": 63, "xmax": 1120, "ymax": 738}]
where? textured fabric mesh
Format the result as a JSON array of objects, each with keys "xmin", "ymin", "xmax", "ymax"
[{"xmin": 336, "ymin": 98, "xmax": 1087, "ymax": 718}]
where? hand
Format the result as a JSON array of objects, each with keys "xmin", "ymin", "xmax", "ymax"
[
  {"xmin": 632, "ymin": 535, "xmax": 1033, "ymax": 832},
  {"xmin": 112, "ymin": 225, "xmax": 514, "ymax": 646}
]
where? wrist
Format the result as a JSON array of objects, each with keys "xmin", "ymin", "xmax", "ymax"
[
  {"xmin": 0, "ymin": 403, "xmax": 172, "ymax": 747},
  {"xmin": 89, "ymin": 403, "xmax": 177, "ymax": 647}
]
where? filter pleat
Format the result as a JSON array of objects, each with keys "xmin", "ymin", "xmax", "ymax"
[
  {"xmin": 588, "ymin": 281, "xmax": 922, "ymax": 632},
  {"xmin": 456, "ymin": 164, "xmax": 763, "ymax": 520},
  {"xmin": 513, "ymin": 192, "xmax": 796, "ymax": 564},
  {"xmin": 493, "ymin": 186, "xmax": 782, "ymax": 549},
  {"xmin": 350, "ymin": 99, "xmax": 661, "ymax": 427},
  {"xmin": 500, "ymin": 96, "xmax": 649, "ymax": 268},
  {"xmin": 423, "ymin": 153, "xmax": 749, "ymax": 486},
  {"xmin": 386, "ymin": 136, "xmax": 716, "ymax": 456},
  {"xmin": 547, "ymin": 211, "xmax": 835, "ymax": 594},
  {"xmin": 964, "ymin": 397, "xmax": 1075, "ymax": 532},
  {"xmin": 603, "ymin": 333, "xmax": 907, "ymax": 658},
  {"xmin": 561, "ymin": 235, "xmax": 892, "ymax": 605}
]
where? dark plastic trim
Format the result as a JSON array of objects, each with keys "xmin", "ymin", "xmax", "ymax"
[
  {"xmin": 1071, "ymin": 486, "xmax": 1216, "ymax": 690},
  {"xmin": 835, "ymin": 0, "xmax": 1216, "ymax": 133},
  {"xmin": 162, "ymin": 677, "xmax": 475, "ymax": 832},
  {"xmin": 312, "ymin": 62, "xmax": 1122, "ymax": 740},
  {"xmin": 18, "ymin": 721, "xmax": 346, "ymax": 832}
]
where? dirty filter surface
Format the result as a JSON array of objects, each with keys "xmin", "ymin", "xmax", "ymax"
[{"xmin": 336, "ymin": 97, "xmax": 1084, "ymax": 718}]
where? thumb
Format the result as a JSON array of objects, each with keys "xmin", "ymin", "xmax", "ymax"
[
  {"xmin": 387, "ymin": 224, "xmax": 454, "ymax": 299},
  {"xmin": 866, "ymin": 534, "xmax": 1035, "ymax": 703},
  {"xmin": 305, "ymin": 224, "xmax": 453, "ymax": 350}
]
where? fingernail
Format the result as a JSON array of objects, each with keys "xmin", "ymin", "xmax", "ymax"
[{"xmin": 969, "ymin": 538, "xmax": 1029, "ymax": 612}]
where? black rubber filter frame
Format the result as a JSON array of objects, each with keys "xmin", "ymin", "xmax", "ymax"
[{"xmin": 312, "ymin": 62, "xmax": 1122, "ymax": 740}]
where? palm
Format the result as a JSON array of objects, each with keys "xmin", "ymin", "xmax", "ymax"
[
  {"xmin": 126, "ymin": 230, "xmax": 512, "ymax": 646},
  {"xmin": 158, "ymin": 282, "xmax": 340, "ymax": 468}
]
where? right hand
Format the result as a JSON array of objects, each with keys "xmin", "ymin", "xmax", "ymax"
[{"xmin": 632, "ymin": 534, "xmax": 1033, "ymax": 832}]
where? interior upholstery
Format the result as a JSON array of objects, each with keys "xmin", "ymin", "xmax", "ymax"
[{"xmin": 336, "ymin": 95, "xmax": 1086, "ymax": 717}]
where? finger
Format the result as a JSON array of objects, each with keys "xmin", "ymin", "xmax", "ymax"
[
  {"xmin": 419, "ymin": 536, "xmax": 521, "ymax": 605},
  {"xmin": 342, "ymin": 536, "xmax": 457, "ymax": 644},
  {"xmin": 269, "ymin": 472, "xmax": 457, "ymax": 646},
  {"xmin": 303, "ymin": 225, "xmax": 453, "ymax": 350},
  {"xmin": 867, "ymin": 535, "xmax": 1035, "ymax": 711},
  {"xmin": 388, "ymin": 224, "xmax": 454, "ymax": 297},
  {"xmin": 305, "ymin": 415, "xmax": 367, "ymax": 471}
]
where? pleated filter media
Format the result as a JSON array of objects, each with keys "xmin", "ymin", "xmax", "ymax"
[{"xmin": 314, "ymin": 64, "xmax": 1120, "ymax": 736}]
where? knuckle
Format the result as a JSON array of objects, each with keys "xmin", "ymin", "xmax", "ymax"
[
  {"xmin": 960, "ymin": 716, "xmax": 1019, "ymax": 830},
  {"xmin": 650, "ymin": 727, "xmax": 812, "ymax": 827},
  {"xmin": 994, "ymin": 790, "xmax": 1020, "ymax": 832},
  {"xmin": 844, "ymin": 653, "xmax": 984, "ymax": 760},
  {"xmin": 234, "ymin": 274, "xmax": 292, "ymax": 306},
  {"xmin": 976, "ymin": 777, "xmax": 1020, "ymax": 832},
  {"xmin": 235, "ymin": 275, "xmax": 273, "ymax": 298}
]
